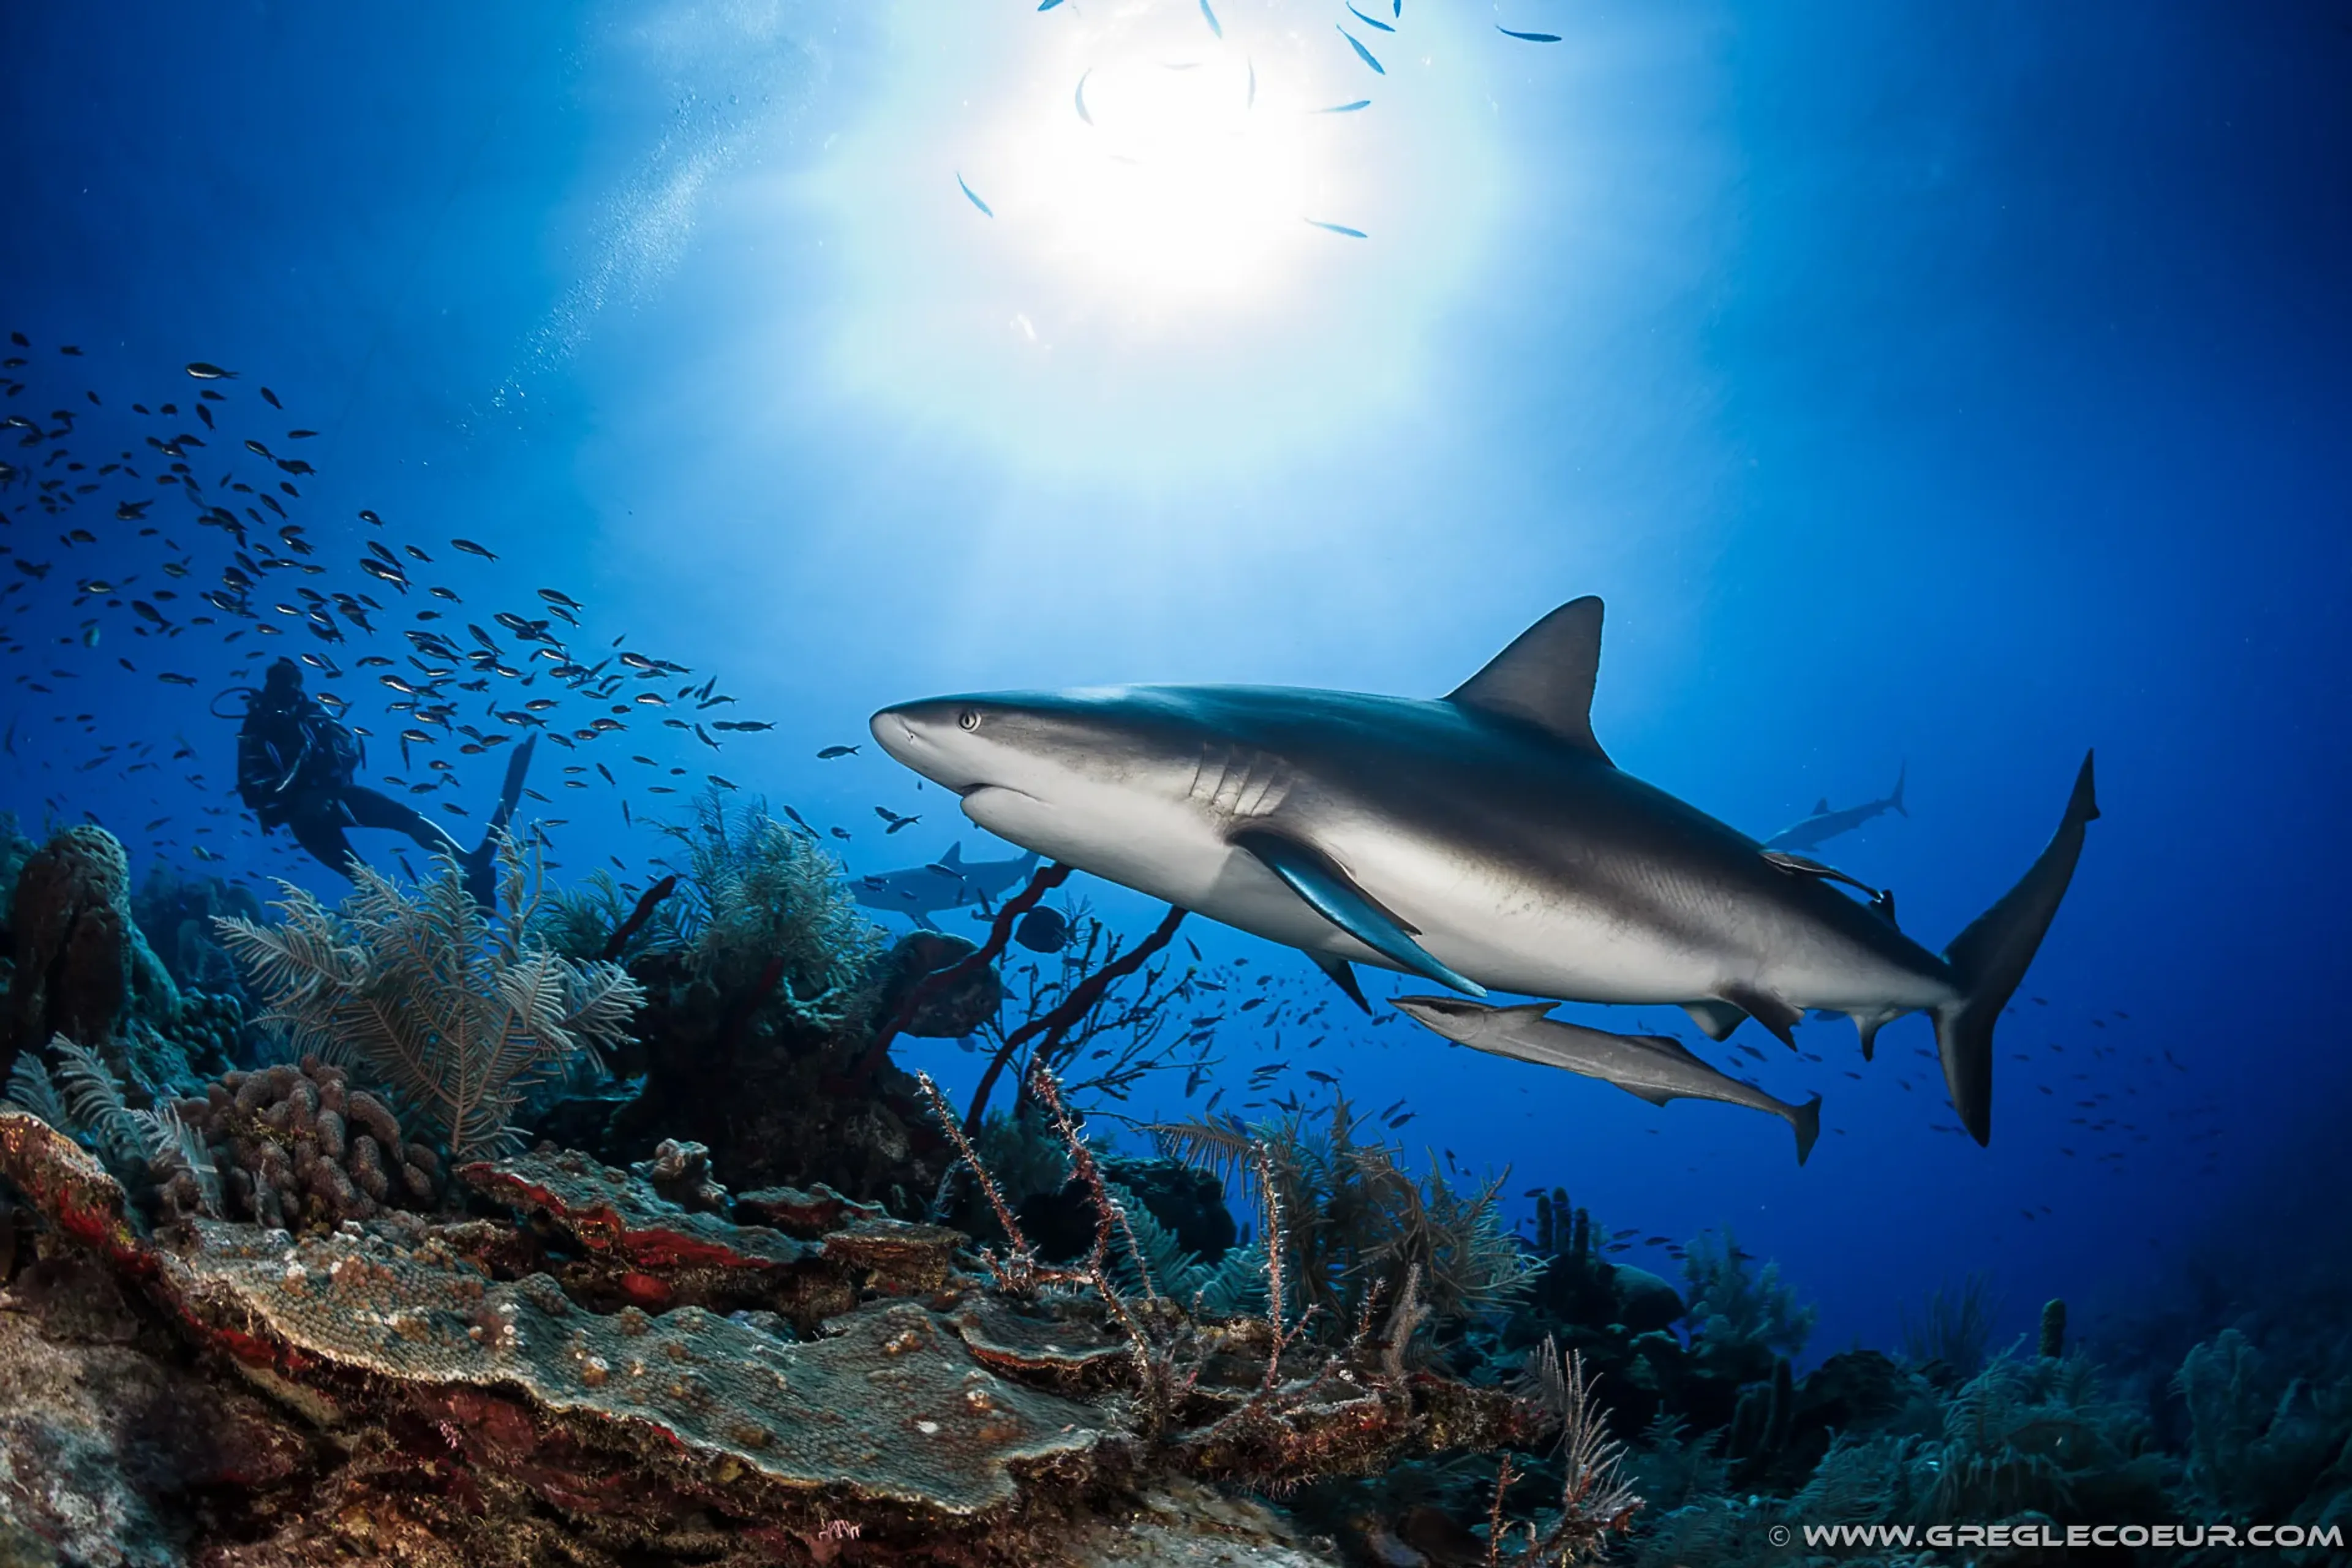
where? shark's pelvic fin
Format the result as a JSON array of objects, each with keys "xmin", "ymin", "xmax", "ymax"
[
  {"xmin": 1235, "ymin": 829, "xmax": 1487, "ymax": 997},
  {"xmin": 1931, "ymin": 750, "xmax": 2099, "ymax": 1147},
  {"xmin": 1444, "ymin": 596, "xmax": 1613, "ymax": 764},
  {"xmin": 1681, "ymin": 998, "xmax": 1747, "ymax": 1041},
  {"xmin": 1721, "ymin": 982, "xmax": 1802, "ymax": 1047},
  {"xmin": 1313, "ymin": 954, "xmax": 1373, "ymax": 1014}
]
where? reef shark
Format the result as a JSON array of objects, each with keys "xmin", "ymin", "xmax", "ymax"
[
  {"xmin": 1393, "ymin": 996, "xmax": 1823, "ymax": 1164},
  {"xmin": 851, "ymin": 840, "xmax": 1041, "ymax": 929},
  {"xmin": 870, "ymin": 597, "xmax": 2097, "ymax": 1144},
  {"xmin": 1764, "ymin": 764, "xmax": 1909, "ymax": 853}
]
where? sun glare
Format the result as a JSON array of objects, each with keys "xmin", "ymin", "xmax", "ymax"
[
  {"xmin": 1009, "ymin": 55, "xmax": 1316, "ymax": 301},
  {"xmin": 797, "ymin": 0, "xmax": 1508, "ymax": 474}
]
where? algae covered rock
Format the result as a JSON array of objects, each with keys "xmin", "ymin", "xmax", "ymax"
[
  {"xmin": 1612, "ymin": 1264, "xmax": 1684, "ymax": 1334},
  {"xmin": 881, "ymin": 930, "xmax": 1005, "ymax": 1038}
]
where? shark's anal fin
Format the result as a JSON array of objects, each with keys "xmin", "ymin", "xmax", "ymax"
[
  {"xmin": 1234, "ymin": 830, "xmax": 1487, "ymax": 997},
  {"xmin": 1313, "ymin": 954, "xmax": 1371, "ymax": 1014}
]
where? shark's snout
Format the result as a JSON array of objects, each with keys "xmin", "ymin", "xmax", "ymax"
[{"xmin": 1392, "ymin": 995, "xmax": 1488, "ymax": 1039}]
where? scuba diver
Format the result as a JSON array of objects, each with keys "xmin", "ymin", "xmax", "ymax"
[{"xmin": 232, "ymin": 657, "xmax": 533, "ymax": 907}]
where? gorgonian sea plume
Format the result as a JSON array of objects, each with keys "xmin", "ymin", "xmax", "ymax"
[{"xmin": 214, "ymin": 838, "xmax": 643, "ymax": 1162}]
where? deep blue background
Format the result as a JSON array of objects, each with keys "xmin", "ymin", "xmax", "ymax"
[{"xmin": 3, "ymin": 1, "xmax": 2346, "ymax": 1360}]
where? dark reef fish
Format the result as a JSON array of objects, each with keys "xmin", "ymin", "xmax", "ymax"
[
  {"xmin": 1396, "ymin": 995, "xmax": 1823, "ymax": 1164},
  {"xmin": 1014, "ymin": 905, "xmax": 1072, "ymax": 953},
  {"xmin": 1338, "ymin": 25, "xmax": 1385, "ymax": 74},
  {"xmin": 870, "ymin": 596, "xmax": 2098, "ymax": 1144}
]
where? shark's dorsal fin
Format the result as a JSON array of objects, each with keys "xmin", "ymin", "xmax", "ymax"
[
  {"xmin": 1813, "ymin": 797, "xmax": 1831, "ymax": 815},
  {"xmin": 1446, "ymin": 597, "xmax": 1612, "ymax": 764},
  {"xmin": 940, "ymin": 842, "xmax": 964, "ymax": 866}
]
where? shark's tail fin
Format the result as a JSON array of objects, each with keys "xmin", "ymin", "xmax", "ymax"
[
  {"xmin": 1931, "ymin": 751, "xmax": 2098, "ymax": 1145},
  {"xmin": 1791, "ymin": 1094, "xmax": 1823, "ymax": 1166},
  {"xmin": 1890, "ymin": 761, "xmax": 1909, "ymax": 818}
]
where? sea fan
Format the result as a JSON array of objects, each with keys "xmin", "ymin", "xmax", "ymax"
[
  {"xmin": 129, "ymin": 1101, "xmax": 224, "ymax": 1216},
  {"xmin": 53, "ymin": 1036, "xmax": 145, "ymax": 1166},
  {"xmin": 3, "ymin": 1050, "xmax": 69, "ymax": 1128},
  {"xmin": 215, "ymin": 841, "xmax": 644, "ymax": 1161}
]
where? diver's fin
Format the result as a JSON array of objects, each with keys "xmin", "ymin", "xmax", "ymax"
[
  {"xmin": 1790, "ymin": 1094, "xmax": 1823, "ymax": 1166},
  {"xmin": 1721, "ymin": 982, "xmax": 1801, "ymax": 1047},
  {"xmin": 1313, "ymin": 954, "xmax": 1371, "ymax": 1014},
  {"xmin": 458, "ymin": 734, "xmax": 537, "ymax": 908},
  {"xmin": 1888, "ymin": 762, "xmax": 1907, "ymax": 818},
  {"xmin": 1444, "ymin": 596, "xmax": 1612, "ymax": 764},
  {"xmin": 1235, "ymin": 829, "xmax": 1486, "ymax": 997},
  {"xmin": 1682, "ymin": 999, "xmax": 1747, "ymax": 1041},
  {"xmin": 480, "ymin": 733, "xmax": 537, "ymax": 844},
  {"xmin": 1931, "ymin": 750, "xmax": 2098, "ymax": 1146}
]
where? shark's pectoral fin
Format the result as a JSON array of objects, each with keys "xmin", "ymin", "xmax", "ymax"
[
  {"xmin": 913, "ymin": 910, "xmax": 940, "ymax": 931},
  {"xmin": 1721, "ymin": 983, "xmax": 1803, "ymax": 1047},
  {"xmin": 1681, "ymin": 999, "xmax": 1747, "ymax": 1041},
  {"xmin": 1234, "ymin": 829, "xmax": 1487, "ymax": 997},
  {"xmin": 1313, "ymin": 954, "xmax": 1372, "ymax": 1014}
]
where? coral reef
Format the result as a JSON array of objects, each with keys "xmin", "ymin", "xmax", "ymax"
[{"xmin": 5, "ymin": 805, "xmax": 2346, "ymax": 1566}]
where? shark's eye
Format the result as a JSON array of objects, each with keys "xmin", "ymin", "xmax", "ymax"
[{"xmin": 957, "ymin": 707, "xmax": 981, "ymax": 732}]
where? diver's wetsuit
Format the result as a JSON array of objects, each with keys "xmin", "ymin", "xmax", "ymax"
[{"xmin": 235, "ymin": 659, "xmax": 530, "ymax": 905}]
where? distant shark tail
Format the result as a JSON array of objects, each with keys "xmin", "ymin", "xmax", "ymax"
[
  {"xmin": 1890, "ymin": 761, "xmax": 1909, "ymax": 818},
  {"xmin": 1790, "ymin": 1093, "xmax": 1823, "ymax": 1166},
  {"xmin": 1931, "ymin": 751, "xmax": 2098, "ymax": 1145}
]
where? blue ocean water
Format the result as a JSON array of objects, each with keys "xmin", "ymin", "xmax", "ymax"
[{"xmin": 1, "ymin": 0, "xmax": 2345, "ymax": 1378}]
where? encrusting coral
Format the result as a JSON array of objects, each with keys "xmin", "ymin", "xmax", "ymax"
[
  {"xmin": 214, "ymin": 840, "xmax": 642, "ymax": 1163},
  {"xmin": 173, "ymin": 1055, "xmax": 445, "ymax": 1228}
]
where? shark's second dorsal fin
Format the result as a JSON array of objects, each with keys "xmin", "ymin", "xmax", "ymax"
[{"xmin": 1446, "ymin": 596, "xmax": 1612, "ymax": 764}]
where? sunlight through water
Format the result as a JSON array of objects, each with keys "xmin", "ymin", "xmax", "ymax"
[{"xmin": 788, "ymin": 0, "xmax": 1508, "ymax": 478}]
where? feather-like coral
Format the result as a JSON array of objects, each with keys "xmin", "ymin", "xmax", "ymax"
[
  {"xmin": 214, "ymin": 842, "xmax": 643, "ymax": 1161},
  {"xmin": 664, "ymin": 790, "xmax": 886, "ymax": 1029}
]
